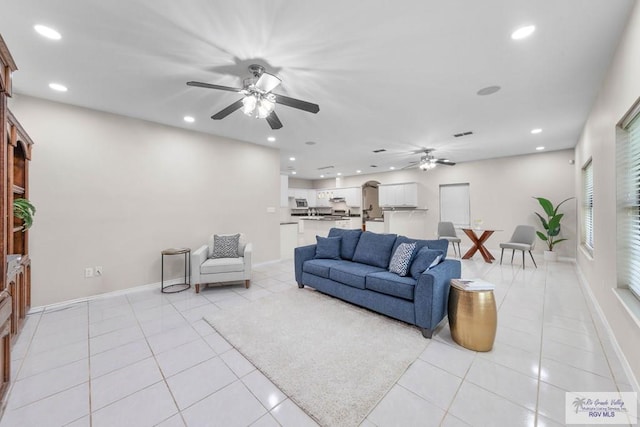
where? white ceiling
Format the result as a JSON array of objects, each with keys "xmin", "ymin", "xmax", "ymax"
[{"xmin": 1, "ymin": 0, "xmax": 635, "ymax": 179}]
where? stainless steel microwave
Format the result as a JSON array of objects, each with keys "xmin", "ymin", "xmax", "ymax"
[{"xmin": 295, "ymin": 199, "xmax": 308, "ymax": 208}]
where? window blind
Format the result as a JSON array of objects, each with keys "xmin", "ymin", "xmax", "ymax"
[
  {"xmin": 618, "ymin": 108, "xmax": 640, "ymax": 298},
  {"xmin": 582, "ymin": 160, "xmax": 594, "ymax": 250},
  {"xmin": 439, "ymin": 183, "xmax": 470, "ymax": 227}
]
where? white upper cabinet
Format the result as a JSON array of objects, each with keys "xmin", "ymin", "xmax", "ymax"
[
  {"xmin": 379, "ymin": 182, "xmax": 418, "ymax": 207},
  {"xmin": 345, "ymin": 187, "xmax": 361, "ymax": 207}
]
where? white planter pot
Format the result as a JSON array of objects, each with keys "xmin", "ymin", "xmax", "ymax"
[{"xmin": 543, "ymin": 250, "xmax": 558, "ymax": 262}]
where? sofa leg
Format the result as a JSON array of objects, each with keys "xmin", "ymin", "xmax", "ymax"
[
  {"xmin": 297, "ymin": 283, "xmax": 305, "ymax": 289},
  {"xmin": 245, "ymin": 280, "xmax": 250, "ymax": 289},
  {"xmin": 420, "ymin": 328, "xmax": 433, "ymax": 339},
  {"xmin": 195, "ymin": 283, "xmax": 200, "ymax": 294}
]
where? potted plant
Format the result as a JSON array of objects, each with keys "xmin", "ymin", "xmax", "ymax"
[
  {"xmin": 533, "ymin": 196, "xmax": 573, "ymax": 261},
  {"xmin": 13, "ymin": 198, "xmax": 36, "ymax": 231}
]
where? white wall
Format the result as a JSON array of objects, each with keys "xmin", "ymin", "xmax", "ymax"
[
  {"xmin": 574, "ymin": 1, "xmax": 640, "ymax": 382},
  {"xmin": 9, "ymin": 95, "xmax": 281, "ymax": 306},
  {"xmin": 312, "ymin": 149, "xmax": 577, "ymax": 257}
]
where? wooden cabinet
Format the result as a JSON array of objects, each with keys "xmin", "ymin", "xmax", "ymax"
[
  {"xmin": 0, "ymin": 34, "xmax": 33, "ymax": 410},
  {"xmin": 379, "ymin": 182, "xmax": 418, "ymax": 207}
]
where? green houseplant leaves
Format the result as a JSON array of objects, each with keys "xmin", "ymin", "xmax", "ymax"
[
  {"xmin": 533, "ymin": 197, "xmax": 573, "ymax": 251},
  {"xmin": 13, "ymin": 198, "xmax": 36, "ymax": 231}
]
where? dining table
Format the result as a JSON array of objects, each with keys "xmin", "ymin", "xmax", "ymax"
[{"xmin": 461, "ymin": 228, "xmax": 501, "ymax": 263}]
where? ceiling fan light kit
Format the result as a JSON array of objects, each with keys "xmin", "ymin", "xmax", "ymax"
[{"xmin": 187, "ymin": 64, "xmax": 319, "ymax": 130}]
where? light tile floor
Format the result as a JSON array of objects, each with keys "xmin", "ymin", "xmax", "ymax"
[{"xmin": 1, "ymin": 257, "xmax": 637, "ymax": 426}]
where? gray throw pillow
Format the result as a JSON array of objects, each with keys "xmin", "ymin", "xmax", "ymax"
[
  {"xmin": 388, "ymin": 242, "xmax": 416, "ymax": 276},
  {"xmin": 211, "ymin": 234, "xmax": 240, "ymax": 258}
]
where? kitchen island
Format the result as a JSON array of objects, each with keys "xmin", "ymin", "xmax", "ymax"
[{"xmin": 298, "ymin": 216, "xmax": 361, "ymax": 246}]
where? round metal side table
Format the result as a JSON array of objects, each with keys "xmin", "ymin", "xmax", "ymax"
[
  {"xmin": 448, "ymin": 279, "xmax": 497, "ymax": 351},
  {"xmin": 161, "ymin": 248, "xmax": 191, "ymax": 293}
]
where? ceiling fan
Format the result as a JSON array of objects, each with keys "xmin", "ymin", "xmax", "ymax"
[
  {"xmin": 186, "ymin": 64, "xmax": 320, "ymax": 130},
  {"xmin": 404, "ymin": 148, "xmax": 456, "ymax": 171}
]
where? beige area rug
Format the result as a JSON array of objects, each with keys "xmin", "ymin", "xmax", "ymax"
[{"xmin": 204, "ymin": 288, "xmax": 429, "ymax": 427}]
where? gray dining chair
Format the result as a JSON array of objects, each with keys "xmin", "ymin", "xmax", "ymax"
[
  {"xmin": 437, "ymin": 221, "xmax": 462, "ymax": 258},
  {"xmin": 499, "ymin": 225, "xmax": 537, "ymax": 268}
]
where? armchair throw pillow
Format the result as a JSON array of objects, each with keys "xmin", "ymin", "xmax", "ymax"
[{"xmin": 211, "ymin": 234, "xmax": 240, "ymax": 258}]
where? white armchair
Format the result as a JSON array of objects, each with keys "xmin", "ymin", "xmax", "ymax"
[{"xmin": 192, "ymin": 233, "xmax": 252, "ymax": 293}]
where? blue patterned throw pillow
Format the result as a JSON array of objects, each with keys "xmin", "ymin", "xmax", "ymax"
[
  {"xmin": 388, "ymin": 242, "xmax": 416, "ymax": 276},
  {"xmin": 211, "ymin": 234, "xmax": 240, "ymax": 258}
]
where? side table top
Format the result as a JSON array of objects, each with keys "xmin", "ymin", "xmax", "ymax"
[
  {"xmin": 162, "ymin": 247, "xmax": 190, "ymax": 255},
  {"xmin": 450, "ymin": 278, "xmax": 496, "ymax": 292}
]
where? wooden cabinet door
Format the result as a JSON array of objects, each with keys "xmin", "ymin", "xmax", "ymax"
[{"xmin": 0, "ymin": 291, "xmax": 12, "ymax": 402}]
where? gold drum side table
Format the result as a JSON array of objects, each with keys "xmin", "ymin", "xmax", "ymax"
[{"xmin": 448, "ymin": 280, "xmax": 497, "ymax": 351}]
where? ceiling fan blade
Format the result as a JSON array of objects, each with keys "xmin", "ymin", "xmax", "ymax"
[
  {"xmin": 266, "ymin": 111, "xmax": 283, "ymax": 130},
  {"xmin": 435, "ymin": 159, "xmax": 456, "ymax": 166},
  {"xmin": 187, "ymin": 81, "xmax": 242, "ymax": 93},
  {"xmin": 274, "ymin": 94, "xmax": 320, "ymax": 114},
  {"xmin": 211, "ymin": 99, "xmax": 244, "ymax": 120},
  {"xmin": 255, "ymin": 72, "xmax": 281, "ymax": 93}
]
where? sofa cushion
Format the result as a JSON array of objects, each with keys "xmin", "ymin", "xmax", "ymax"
[
  {"xmin": 392, "ymin": 236, "xmax": 448, "ymax": 260},
  {"xmin": 315, "ymin": 236, "xmax": 342, "ymax": 259},
  {"xmin": 388, "ymin": 242, "xmax": 416, "ymax": 276},
  {"xmin": 328, "ymin": 228, "xmax": 362, "ymax": 260},
  {"xmin": 366, "ymin": 271, "xmax": 417, "ymax": 301},
  {"xmin": 211, "ymin": 234, "xmax": 240, "ymax": 258},
  {"xmin": 329, "ymin": 262, "xmax": 385, "ymax": 289},
  {"xmin": 201, "ymin": 257, "xmax": 244, "ymax": 274},
  {"xmin": 409, "ymin": 247, "xmax": 444, "ymax": 279},
  {"xmin": 303, "ymin": 259, "xmax": 345, "ymax": 278},
  {"xmin": 352, "ymin": 232, "xmax": 398, "ymax": 268}
]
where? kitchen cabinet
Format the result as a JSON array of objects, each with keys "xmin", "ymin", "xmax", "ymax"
[
  {"xmin": 280, "ymin": 223, "xmax": 298, "ymax": 259},
  {"xmin": 280, "ymin": 175, "xmax": 289, "ymax": 207},
  {"xmin": 379, "ymin": 182, "xmax": 418, "ymax": 207},
  {"xmin": 315, "ymin": 190, "xmax": 331, "ymax": 207},
  {"xmin": 288, "ymin": 188, "xmax": 309, "ymax": 199},
  {"xmin": 345, "ymin": 187, "xmax": 361, "ymax": 207}
]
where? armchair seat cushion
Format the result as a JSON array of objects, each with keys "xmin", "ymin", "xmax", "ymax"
[{"xmin": 201, "ymin": 257, "xmax": 245, "ymax": 274}]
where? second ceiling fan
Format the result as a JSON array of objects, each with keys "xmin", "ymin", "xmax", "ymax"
[{"xmin": 187, "ymin": 64, "xmax": 320, "ymax": 130}]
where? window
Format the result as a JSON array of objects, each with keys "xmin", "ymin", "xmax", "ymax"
[
  {"xmin": 582, "ymin": 159, "xmax": 594, "ymax": 252},
  {"xmin": 439, "ymin": 183, "xmax": 470, "ymax": 227},
  {"xmin": 617, "ymin": 99, "xmax": 640, "ymax": 298}
]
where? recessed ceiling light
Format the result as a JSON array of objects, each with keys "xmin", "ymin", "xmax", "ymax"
[
  {"xmin": 267, "ymin": 136, "xmax": 276, "ymax": 142},
  {"xmin": 511, "ymin": 25, "xmax": 535, "ymax": 40},
  {"xmin": 536, "ymin": 146, "xmax": 545, "ymax": 151},
  {"xmin": 289, "ymin": 157, "xmax": 295, "ymax": 161},
  {"xmin": 48, "ymin": 83, "xmax": 67, "ymax": 92},
  {"xmin": 291, "ymin": 171, "xmax": 297, "ymax": 175},
  {"xmin": 320, "ymin": 174, "xmax": 325, "ymax": 178},
  {"xmin": 389, "ymin": 166, "xmax": 395, "ymax": 170},
  {"xmin": 337, "ymin": 173, "xmax": 342, "ymax": 176},
  {"xmin": 34, "ymin": 24, "xmax": 61, "ymax": 40},
  {"xmin": 477, "ymin": 86, "xmax": 501, "ymax": 96},
  {"xmin": 183, "ymin": 116, "xmax": 195, "ymax": 123},
  {"xmin": 356, "ymin": 170, "xmax": 362, "ymax": 174},
  {"xmin": 531, "ymin": 128, "xmax": 542, "ymax": 134}
]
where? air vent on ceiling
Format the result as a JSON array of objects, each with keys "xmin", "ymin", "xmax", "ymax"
[
  {"xmin": 317, "ymin": 165, "xmax": 335, "ymax": 170},
  {"xmin": 370, "ymin": 165, "xmax": 378, "ymax": 168},
  {"xmin": 372, "ymin": 149, "xmax": 387, "ymax": 153},
  {"xmin": 453, "ymin": 131, "xmax": 473, "ymax": 138}
]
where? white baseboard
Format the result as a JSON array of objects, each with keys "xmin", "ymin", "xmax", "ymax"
[
  {"xmin": 575, "ymin": 265, "xmax": 640, "ymax": 393},
  {"xmin": 28, "ymin": 277, "xmax": 184, "ymax": 314}
]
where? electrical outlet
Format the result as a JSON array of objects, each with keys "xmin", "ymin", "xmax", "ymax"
[
  {"xmin": 95, "ymin": 266, "xmax": 103, "ymax": 276},
  {"xmin": 85, "ymin": 267, "xmax": 94, "ymax": 278}
]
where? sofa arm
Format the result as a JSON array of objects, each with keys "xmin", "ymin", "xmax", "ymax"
[
  {"xmin": 243, "ymin": 243, "xmax": 253, "ymax": 279},
  {"xmin": 294, "ymin": 244, "xmax": 317, "ymax": 285},
  {"xmin": 191, "ymin": 245, "xmax": 208, "ymax": 284},
  {"xmin": 414, "ymin": 259, "xmax": 461, "ymax": 333}
]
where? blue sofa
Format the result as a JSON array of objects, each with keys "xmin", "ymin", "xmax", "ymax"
[{"xmin": 294, "ymin": 228, "xmax": 461, "ymax": 338}]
